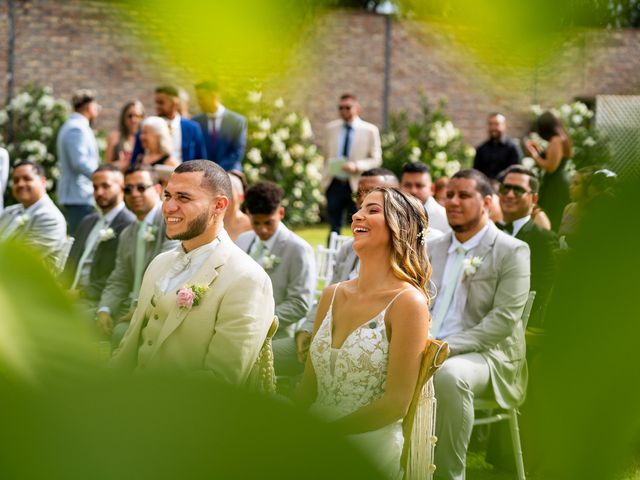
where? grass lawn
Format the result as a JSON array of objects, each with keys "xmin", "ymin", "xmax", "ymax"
[{"xmin": 293, "ymin": 224, "xmax": 352, "ymax": 248}]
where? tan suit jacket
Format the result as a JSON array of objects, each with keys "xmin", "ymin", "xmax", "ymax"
[
  {"xmin": 111, "ymin": 233, "xmax": 275, "ymax": 386},
  {"xmin": 321, "ymin": 118, "xmax": 382, "ymax": 192}
]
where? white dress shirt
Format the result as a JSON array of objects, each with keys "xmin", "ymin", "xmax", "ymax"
[
  {"xmin": 509, "ymin": 215, "xmax": 531, "ymax": 237},
  {"xmin": 425, "ymin": 196, "xmax": 451, "ymax": 234},
  {"xmin": 436, "ymin": 224, "xmax": 490, "ymax": 339},
  {"xmin": 168, "ymin": 114, "xmax": 182, "ymax": 162}
]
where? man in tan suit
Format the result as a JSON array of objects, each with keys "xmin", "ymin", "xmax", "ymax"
[
  {"xmin": 112, "ymin": 160, "xmax": 275, "ymax": 385},
  {"xmin": 321, "ymin": 93, "xmax": 381, "ymax": 236}
]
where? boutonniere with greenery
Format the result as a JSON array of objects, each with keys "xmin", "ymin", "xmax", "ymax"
[
  {"xmin": 144, "ymin": 224, "xmax": 158, "ymax": 242},
  {"xmin": 176, "ymin": 284, "xmax": 209, "ymax": 309},
  {"xmin": 463, "ymin": 256, "xmax": 483, "ymax": 280},
  {"xmin": 98, "ymin": 227, "xmax": 115, "ymax": 242},
  {"xmin": 262, "ymin": 251, "xmax": 281, "ymax": 271},
  {"xmin": 15, "ymin": 213, "xmax": 29, "ymax": 227}
]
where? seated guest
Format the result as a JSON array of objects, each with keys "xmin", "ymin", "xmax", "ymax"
[
  {"xmin": 130, "ymin": 85, "xmax": 206, "ymax": 165},
  {"xmin": 63, "ymin": 165, "xmax": 136, "ymax": 304},
  {"xmin": 96, "ymin": 165, "xmax": 179, "ymax": 347},
  {"xmin": 235, "ymin": 181, "xmax": 315, "ymax": 339},
  {"xmin": 0, "ymin": 160, "xmax": 66, "ymax": 263},
  {"xmin": 498, "ymin": 165, "xmax": 558, "ymax": 329},
  {"xmin": 428, "ymin": 169, "xmax": 530, "ymax": 480},
  {"xmin": 134, "ymin": 116, "xmax": 179, "ymax": 185},
  {"xmin": 473, "ymin": 113, "xmax": 522, "ymax": 179},
  {"xmin": 273, "ymin": 167, "xmax": 399, "ymax": 376},
  {"xmin": 434, "ymin": 176, "xmax": 449, "ymax": 206},
  {"xmin": 223, "ymin": 171, "xmax": 251, "ymax": 241},
  {"xmin": 192, "ymin": 81, "xmax": 247, "ymax": 171},
  {"xmin": 400, "ymin": 161, "xmax": 450, "ymax": 233},
  {"xmin": 104, "ymin": 100, "xmax": 144, "ymax": 170}
]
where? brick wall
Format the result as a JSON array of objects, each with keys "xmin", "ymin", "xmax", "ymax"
[{"xmin": 0, "ymin": 2, "xmax": 638, "ymax": 150}]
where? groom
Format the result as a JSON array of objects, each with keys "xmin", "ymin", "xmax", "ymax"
[{"xmin": 111, "ymin": 160, "xmax": 275, "ymax": 385}]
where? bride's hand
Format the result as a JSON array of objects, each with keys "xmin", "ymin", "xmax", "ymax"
[{"xmin": 525, "ymin": 140, "xmax": 540, "ymax": 158}]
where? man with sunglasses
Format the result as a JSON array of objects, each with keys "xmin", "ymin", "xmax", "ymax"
[
  {"xmin": 320, "ymin": 93, "xmax": 382, "ymax": 238},
  {"xmin": 498, "ymin": 165, "xmax": 558, "ymax": 330},
  {"xmin": 96, "ymin": 165, "xmax": 179, "ymax": 348}
]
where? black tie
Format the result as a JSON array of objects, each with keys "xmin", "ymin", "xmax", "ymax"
[
  {"xmin": 342, "ymin": 124, "xmax": 352, "ymax": 158},
  {"xmin": 504, "ymin": 222, "xmax": 514, "ymax": 235}
]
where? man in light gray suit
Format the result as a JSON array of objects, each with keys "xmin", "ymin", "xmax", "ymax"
[
  {"xmin": 56, "ymin": 89, "xmax": 101, "ymax": 235},
  {"xmin": 96, "ymin": 165, "xmax": 179, "ymax": 348},
  {"xmin": 235, "ymin": 181, "xmax": 315, "ymax": 341},
  {"xmin": 428, "ymin": 169, "xmax": 530, "ymax": 480},
  {"xmin": 0, "ymin": 160, "xmax": 66, "ymax": 264}
]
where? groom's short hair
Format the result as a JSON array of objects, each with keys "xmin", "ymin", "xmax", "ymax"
[
  {"xmin": 244, "ymin": 181, "xmax": 284, "ymax": 215},
  {"xmin": 174, "ymin": 160, "xmax": 232, "ymax": 199}
]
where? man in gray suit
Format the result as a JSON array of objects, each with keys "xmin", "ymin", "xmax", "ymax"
[
  {"xmin": 428, "ymin": 169, "xmax": 530, "ymax": 480},
  {"xmin": 56, "ymin": 89, "xmax": 101, "ymax": 235},
  {"xmin": 273, "ymin": 168, "xmax": 398, "ymax": 376},
  {"xmin": 62, "ymin": 165, "xmax": 136, "ymax": 305},
  {"xmin": 96, "ymin": 165, "xmax": 179, "ymax": 347},
  {"xmin": 235, "ymin": 181, "xmax": 315, "ymax": 340},
  {"xmin": 0, "ymin": 160, "xmax": 66, "ymax": 264}
]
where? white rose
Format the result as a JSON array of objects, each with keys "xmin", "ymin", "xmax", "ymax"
[
  {"xmin": 444, "ymin": 160, "xmax": 461, "ymax": 177},
  {"xmin": 281, "ymin": 152, "xmax": 293, "ymax": 168},
  {"xmin": 434, "ymin": 127, "xmax": 448, "ymax": 148},
  {"xmin": 571, "ymin": 114, "xmax": 583, "ymax": 125},
  {"xmin": 247, "ymin": 148, "xmax": 263, "ymax": 165},
  {"xmin": 289, "ymin": 143, "xmax": 305, "ymax": 158},
  {"xmin": 258, "ymin": 118, "xmax": 271, "ymax": 132},
  {"xmin": 51, "ymin": 166, "xmax": 61, "ymax": 179},
  {"xmin": 252, "ymin": 131, "xmax": 267, "ymax": 141},
  {"xmin": 274, "ymin": 97, "xmax": 284, "ymax": 109},
  {"xmin": 38, "ymin": 95, "xmax": 55, "ymax": 110},
  {"xmin": 560, "ymin": 104, "xmax": 572, "ymax": 116},
  {"xmin": 305, "ymin": 163, "xmax": 320, "ymax": 180},
  {"xmin": 246, "ymin": 167, "xmax": 260, "ymax": 183},
  {"xmin": 0, "ymin": 110, "xmax": 8, "ymax": 125},
  {"xmin": 582, "ymin": 136, "xmax": 596, "ymax": 147},
  {"xmin": 270, "ymin": 135, "xmax": 286, "ymax": 154},
  {"xmin": 28, "ymin": 110, "xmax": 41, "ymax": 125},
  {"xmin": 247, "ymin": 91, "xmax": 262, "ymax": 104},
  {"xmin": 293, "ymin": 200, "xmax": 304, "ymax": 209},
  {"xmin": 300, "ymin": 118, "xmax": 313, "ymax": 139},
  {"xmin": 292, "ymin": 187, "xmax": 302, "ymax": 198},
  {"xmin": 574, "ymin": 102, "xmax": 589, "ymax": 115},
  {"xmin": 465, "ymin": 146, "xmax": 476, "ymax": 158},
  {"xmin": 284, "ymin": 113, "xmax": 298, "ymax": 125},
  {"xmin": 530, "ymin": 104, "xmax": 543, "ymax": 116},
  {"xmin": 40, "ymin": 126, "xmax": 53, "ymax": 139},
  {"xmin": 409, "ymin": 146, "xmax": 421, "ymax": 162},
  {"xmin": 276, "ymin": 127, "xmax": 290, "ymax": 141},
  {"xmin": 293, "ymin": 162, "xmax": 303, "ymax": 174}
]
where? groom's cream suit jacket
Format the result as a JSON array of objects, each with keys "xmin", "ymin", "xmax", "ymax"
[{"xmin": 111, "ymin": 233, "xmax": 275, "ymax": 385}]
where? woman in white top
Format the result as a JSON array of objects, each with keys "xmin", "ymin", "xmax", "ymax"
[{"xmin": 296, "ymin": 187, "xmax": 433, "ymax": 478}]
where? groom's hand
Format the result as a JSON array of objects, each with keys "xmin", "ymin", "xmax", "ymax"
[
  {"xmin": 295, "ymin": 331, "xmax": 311, "ymax": 363},
  {"xmin": 96, "ymin": 312, "xmax": 113, "ymax": 337}
]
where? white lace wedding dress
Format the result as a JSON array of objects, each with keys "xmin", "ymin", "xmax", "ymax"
[{"xmin": 309, "ymin": 285, "xmax": 408, "ymax": 479}]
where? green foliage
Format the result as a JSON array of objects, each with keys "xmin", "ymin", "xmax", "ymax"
[
  {"xmin": 381, "ymin": 97, "xmax": 474, "ymax": 179},
  {"xmin": 243, "ymin": 92, "xmax": 324, "ymax": 226},
  {"xmin": 0, "ymin": 84, "xmax": 69, "ymax": 196}
]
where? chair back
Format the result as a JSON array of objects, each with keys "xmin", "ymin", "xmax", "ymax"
[
  {"xmin": 328, "ymin": 231, "xmax": 352, "ymax": 253},
  {"xmin": 400, "ymin": 338, "xmax": 450, "ymax": 480},
  {"xmin": 315, "ymin": 245, "xmax": 336, "ymax": 297},
  {"xmin": 54, "ymin": 236, "xmax": 75, "ymax": 275},
  {"xmin": 246, "ymin": 316, "xmax": 279, "ymax": 394}
]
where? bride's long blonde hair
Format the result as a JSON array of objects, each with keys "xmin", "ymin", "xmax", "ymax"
[{"xmin": 372, "ymin": 187, "xmax": 433, "ymax": 305}]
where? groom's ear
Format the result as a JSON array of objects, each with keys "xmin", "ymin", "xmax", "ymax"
[{"xmin": 212, "ymin": 195, "xmax": 229, "ymax": 214}]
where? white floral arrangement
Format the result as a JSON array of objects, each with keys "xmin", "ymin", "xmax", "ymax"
[
  {"xmin": 98, "ymin": 227, "xmax": 116, "ymax": 243},
  {"xmin": 243, "ymin": 91, "xmax": 323, "ymax": 226},
  {"xmin": 463, "ymin": 256, "xmax": 483, "ymax": 280},
  {"xmin": 262, "ymin": 251, "xmax": 281, "ymax": 271},
  {"xmin": 15, "ymin": 213, "xmax": 29, "ymax": 227},
  {"xmin": 144, "ymin": 225, "xmax": 158, "ymax": 242}
]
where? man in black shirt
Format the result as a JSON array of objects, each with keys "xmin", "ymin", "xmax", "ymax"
[{"xmin": 473, "ymin": 113, "xmax": 522, "ymax": 179}]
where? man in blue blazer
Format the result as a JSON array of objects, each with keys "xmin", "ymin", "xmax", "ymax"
[
  {"xmin": 130, "ymin": 85, "xmax": 206, "ymax": 165},
  {"xmin": 56, "ymin": 89, "xmax": 101, "ymax": 234},
  {"xmin": 192, "ymin": 81, "xmax": 247, "ymax": 172}
]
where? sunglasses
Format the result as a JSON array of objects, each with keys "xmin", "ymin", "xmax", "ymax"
[
  {"xmin": 124, "ymin": 183, "xmax": 154, "ymax": 195},
  {"xmin": 499, "ymin": 184, "xmax": 532, "ymax": 198}
]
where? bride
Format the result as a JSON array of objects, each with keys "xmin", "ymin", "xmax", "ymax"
[{"xmin": 295, "ymin": 187, "xmax": 433, "ymax": 478}]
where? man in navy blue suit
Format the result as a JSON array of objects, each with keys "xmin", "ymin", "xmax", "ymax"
[
  {"xmin": 130, "ymin": 85, "xmax": 206, "ymax": 165},
  {"xmin": 192, "ymin": 81, "xmax": 247, "ymax": 172}
]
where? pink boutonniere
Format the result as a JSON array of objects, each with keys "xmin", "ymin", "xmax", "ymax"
[{"xmin": 176, "ymin": 284, "xmax": 208, "ymax": 309}]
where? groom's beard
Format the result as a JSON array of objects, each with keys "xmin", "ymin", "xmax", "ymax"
[{"xmin": 167, "ymin": 211, "xmax": 210, "ymax": 241}]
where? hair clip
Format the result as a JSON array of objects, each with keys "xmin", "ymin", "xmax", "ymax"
[{"xmin": 417, "ymin": 228, "xmax": 427, "ymax": 246}]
